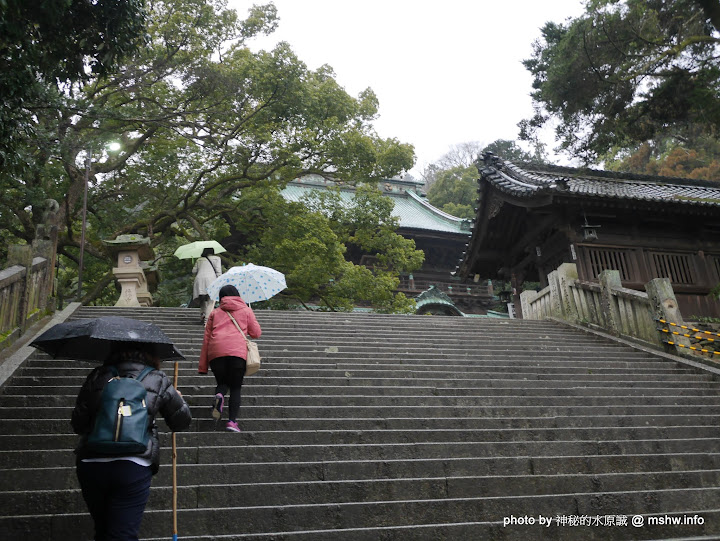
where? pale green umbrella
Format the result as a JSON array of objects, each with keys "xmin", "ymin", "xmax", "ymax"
[{"xmin": 173, "ymin": 240, "xmax": 226, "ymax": 260}]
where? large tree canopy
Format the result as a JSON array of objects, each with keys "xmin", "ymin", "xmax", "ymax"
[
  {"xmin": 1, "ymin": 0, "xmax": 415, "ymax": 307},
  {"xmin": 0, "ymin": 0, "xmax": 147, "ymax": 170},
  {"xmin": 520, "ymin": 0, "xmax": 720, "ymax": 162}
]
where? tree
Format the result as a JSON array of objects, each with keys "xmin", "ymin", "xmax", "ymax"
[
  {"xmin": 226, "ymin": 184, "xmax": 422, "ymax": 312},
  {"xmin": 482, "ymin": 139, "xmax": 544, "ymax": 163},
  {"xmin": 424, "ymin": 139, "xmax": 539, "ymax": 219},
  {"xmin": 1, "ymin": 0, "xmax": 415, "ymax": 304},
  {"xmin": 0, "ymin": 0, "xmax": 147, "ymax": 171},
  {"xmin": 604, "ymin": 135, "xmax": 720, "ymax": 181},
  {"xmin": 419, "ymin": 142, "xmax": 483, "ymax": 190},
  {"xmin": 426, "ymin": 166, "xmax": 478, "ymax": 220},
  {"xmin": 520, "ymin": 0, "xmax": 720, "ymax": 162}
]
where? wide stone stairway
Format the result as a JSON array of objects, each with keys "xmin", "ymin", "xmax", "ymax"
[{"xmin": 2, "ymin": 306, "xmax": 720, "ymax": 540}]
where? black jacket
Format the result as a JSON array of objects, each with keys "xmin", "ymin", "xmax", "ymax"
[{"xmin": 71, "ymin": 360, "xmax": 192, "ymax": 474}]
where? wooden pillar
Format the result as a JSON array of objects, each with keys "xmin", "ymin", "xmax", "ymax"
[{"xmin": 511, "ymin": 271, "xmax": 524, "ymax": 319}]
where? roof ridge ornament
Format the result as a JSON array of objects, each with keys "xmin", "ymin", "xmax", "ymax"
[
  {"xmin": 554, "ymin": 177, "xmax": 570, "ymax": 191},
  {"xmin": 480, "ymin": 151, "xmax": 503, "ymax": 170}
]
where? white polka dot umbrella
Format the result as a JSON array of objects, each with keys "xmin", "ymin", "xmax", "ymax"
[{"xmin": 207, "ymin": 263, "xmax": 287, "ymax": 303}]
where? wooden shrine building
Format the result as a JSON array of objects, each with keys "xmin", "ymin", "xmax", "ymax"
[{"xmin": 457, "ymin": 153, "xmax": 720, "ymax": 319}]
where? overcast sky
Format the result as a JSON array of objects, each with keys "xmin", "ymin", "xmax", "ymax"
[{"xmin": 237, "ymin": 1, "xmax": 586, "ymax": 176}]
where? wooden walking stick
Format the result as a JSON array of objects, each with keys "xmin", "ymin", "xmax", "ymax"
[{"xmin": 172, "ymin": 361, "xmax": 179, "ymax": 541}]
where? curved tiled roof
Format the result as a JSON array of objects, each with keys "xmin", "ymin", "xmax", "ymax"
[
  {"xmin": 282, "ymin": 177, "xmax": 472, "ymax": 235},
  {"xmin": 481, "ymin": 159, "xmax": 720, "ymax": 207}
]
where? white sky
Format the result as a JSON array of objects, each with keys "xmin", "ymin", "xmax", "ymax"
[{"xmin": 236, "ymin": 0, "xmax": 587, "ymax": 177}]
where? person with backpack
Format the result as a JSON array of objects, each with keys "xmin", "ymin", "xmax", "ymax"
[
  {"xmin": 199, "ymin": 284, "xmax": 262, "ymax": 433},
  {"xmin": 71, "ymin": 344, "xmax": 192, "ymax": 541},
  {"xmin": 192, "ymin": 247, "xmax": 222, "ymax": 325}
]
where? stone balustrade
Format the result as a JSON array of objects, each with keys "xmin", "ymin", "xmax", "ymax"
[{"xmin": 521, "ymin": 262, "xmax": 688, "ymax": 353}]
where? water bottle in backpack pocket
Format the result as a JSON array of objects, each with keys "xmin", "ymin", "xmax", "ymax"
[{"xmin": 87, "ymin": 365, "xmax": 155, "ymax": 454}]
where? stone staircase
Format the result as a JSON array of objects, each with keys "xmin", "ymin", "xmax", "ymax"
[{"xmin": 2, "ymin": 306, "xmax": 720, "ymax": 540}]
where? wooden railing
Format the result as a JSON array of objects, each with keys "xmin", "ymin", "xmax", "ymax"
[
  {"xmin": 520, "ymin": 263, "xmax": 685, "ymax": 350},
  {"xmin": 0, "ymin": 247, "xmax": 55, "ymax": 351}
]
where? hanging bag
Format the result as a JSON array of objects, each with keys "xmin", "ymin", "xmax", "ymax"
[{"xmin": 226, "ymin": 312, "xmax": 261, "ymax": 375}]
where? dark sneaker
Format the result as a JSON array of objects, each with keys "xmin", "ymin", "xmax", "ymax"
[
  {"xmin": 226, "ymin": 420, "xmax": 241, "ymax": 433},
  {"xmin": 212, "ymin": 393, "xmax": 224, "ymax": 420}
]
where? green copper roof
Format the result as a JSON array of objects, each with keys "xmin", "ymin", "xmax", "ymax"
[{"xmin": 281, "ymin": 176, "xmax": 472, "ymax": 235}]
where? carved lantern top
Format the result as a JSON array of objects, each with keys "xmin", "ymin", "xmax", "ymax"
[{"xmin": 102, "ymin": 234, "xmax": 154, "ymax": 261}]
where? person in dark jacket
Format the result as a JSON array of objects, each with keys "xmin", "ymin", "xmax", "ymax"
[
  {"xmin": 71, "ymin": 346, "xmax": 192, "ymax": 541},
  {"xmin": 199, "ymin": 285, "xmax": 261, "ymax": 433}
]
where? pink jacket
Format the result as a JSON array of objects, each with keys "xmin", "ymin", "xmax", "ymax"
[{"xmin": 198, "ymin": 296, "xmax": 262, "ymax": 373}]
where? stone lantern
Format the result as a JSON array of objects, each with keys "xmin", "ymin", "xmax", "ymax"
[{"xmin": 103, "ymin": 234, "xmax": 155, "ymax": 307}]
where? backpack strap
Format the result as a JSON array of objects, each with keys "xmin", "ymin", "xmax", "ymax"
[
  {"xmin": 107, "ymin": 364, "xmax": 154, "ymax": 381},
  {"xmin": 136, "ymin": 365, "xmax": 155, "ymax": 382}
]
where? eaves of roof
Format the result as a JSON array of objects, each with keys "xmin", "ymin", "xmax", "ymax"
[{"xmin": 482, "ymin": 161, "xmax": 720, "ymax": 209}]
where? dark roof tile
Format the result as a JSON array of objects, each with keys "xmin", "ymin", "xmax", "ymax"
[{"xmin": 482, "ymin": 160, "xmax": 720, "ymax": 207}]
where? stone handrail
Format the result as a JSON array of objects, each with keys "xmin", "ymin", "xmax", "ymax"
[
  {"xmin": 520, "ymin": 263, "xmax": 686, "ymax": 351},
  {"xmin": 0, "ymin": 253, "xmax": 53, "ymax": 351}
]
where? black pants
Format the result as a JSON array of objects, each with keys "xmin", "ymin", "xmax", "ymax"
[
  {"xmin": 210, "ymin": 356, "xmax": 246, "ymax": 422},
  {"xmin": 77, "ymin": 460, "xmax": 152, "ymax": 541}
]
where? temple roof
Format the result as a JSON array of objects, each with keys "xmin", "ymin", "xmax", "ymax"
[
  {"xmin": 281, "ymin": 175, "xmax": 472, "ymax": 235},
  {"xmin": 479, "ymin": 155, "xmax": 720, "ymax": 208},
  {"xmin": 457, "ymin": 154, "xmax": 720, "ymax": 282}
]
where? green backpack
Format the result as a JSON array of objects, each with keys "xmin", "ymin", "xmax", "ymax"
[{"xmin": 87, "ymin": 365, "xmax": 155, "ymax": 454}]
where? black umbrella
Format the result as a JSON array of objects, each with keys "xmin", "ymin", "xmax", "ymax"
[{"xmin": 30, "ymin": 316, "xmax": 185, "ymax": 362}]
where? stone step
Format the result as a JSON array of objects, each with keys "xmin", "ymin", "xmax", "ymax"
[
  {"xmin": 29, "ymin": 348, "xmax": 667, "ymax": 365},
  {"xmin": 12, "ymin": 366, "xmax": 710, "ymax": 381},
  {"xmin": 6, "ymin": 451, "xmax": 720, "ymax": 491},
  {"xmin": 5, "ymin": 487, "xmax": 720, "ymax": 539},
  {"xmin": 74, "ymin": 325, "xmax": 589, "ymax": 341},
  {"xmin": 7, "ymin": 413, "xmax": 720, "ymax": 436},
  {"xmin": 26, "ymin": 350, "xmax": 668, "ymax": 366},
  {"xmin": 136, "ymin": 512, "xmax": 720, "ymax": 541},
  {"xmin": 4, "ymin": 402, "xmax": 720, "ymax": 421},
  {"xmin": 5, "ymin": 424, "xmax": 720, "ymax": 450},
  {"xmin": 3, "ymin": 438, "xmax": 720, "ymax": 469},
  {"xmin": 7, "ymin": 382, "xmax": 720, "ymax": 397},
  {"xmin": 18, "ymin": 352, "xmax": 685, "ymax": 368},
  {"xmin": 21, "ymin": 342, "xmax": 670, "ymax": 355},
  {"xmin": 4, "ymin": 469, "xmax": 720, "ymax": 515},
  {"xmin": 5, "ymin": 392, "xmax": 720, "ymax": 409},
  {"xmin": 9, "ymin": 374, "xmax": 716, "ymax": 392}
]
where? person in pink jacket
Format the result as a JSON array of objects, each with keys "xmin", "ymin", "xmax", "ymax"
[{"xmin": 199, "ymin": 285, "xmax": 262, "ymax": 432}]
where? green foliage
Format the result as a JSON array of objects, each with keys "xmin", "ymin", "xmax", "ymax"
[
  {"xmin": 521, "ymin": 0, "xmax": 720, "ymax": 162},
  {"xmin": 422, "ymin": 139, "xmax": 539, "ymax": 219},
  {"xmin": 1, "ymin": 0, "xmax": 415, "ymax": 306},
  {"xmin": 603, "ymin": 135, "xmax": 720, "ymax": 182},
  {"xmin": 0, "ymin": 0, "xmax": 147, "ymax": 171},
  {"xmin": 482, "ymin": 139, "xmax": 541, "ymax": 163},
  {"xmin": 426, "ymin": 165, "xmax": 478, "ymax": 220},
  {"xmin": 236, "ymin": 184, "xmax": 421, "ymax": 313}
]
